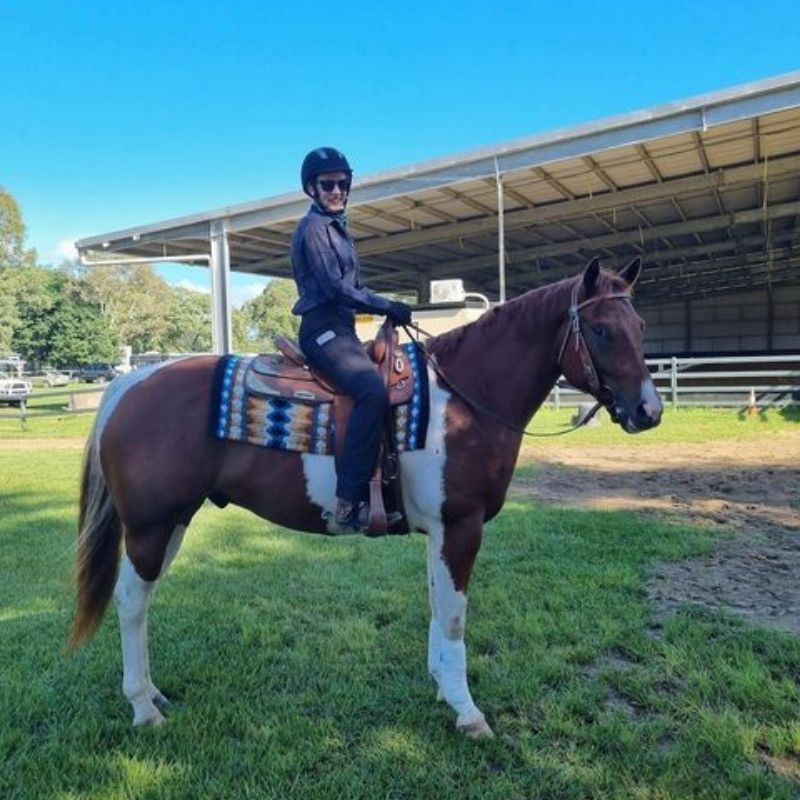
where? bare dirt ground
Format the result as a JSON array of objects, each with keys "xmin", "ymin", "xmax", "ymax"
[
  {"xmin": 0, "ymin": 438, "xmax": 84, "ymax": 449},
  {"xmin": 513, "ymin": 430, "xmax": 800, "ymax": 634}
]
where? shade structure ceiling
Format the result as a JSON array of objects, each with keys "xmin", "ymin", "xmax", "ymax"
[{"xmin": 77, "ymin": 73, "xmax": 800, "ymax": 307}]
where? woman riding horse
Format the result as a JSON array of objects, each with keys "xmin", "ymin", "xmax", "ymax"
[
  {"xmin": 69, "ymin": 257, "xmax": 662, "ymax": 737},
  {"xmin": 292, "ymin": 147, "xmax": 412, "ymax": 533}
]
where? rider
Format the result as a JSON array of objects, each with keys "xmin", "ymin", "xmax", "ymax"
[{"xmin": 291, "ymin": 147, "xmax": 412, "ymax": 532}]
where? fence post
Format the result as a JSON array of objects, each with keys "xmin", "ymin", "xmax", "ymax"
[
  {"xmin": 554, "ymin": 384, "xmax": 560, "ymax": 411},
  {"xmin": 670, "ymin": 357, "xmax": 678, "ymax": 409}
]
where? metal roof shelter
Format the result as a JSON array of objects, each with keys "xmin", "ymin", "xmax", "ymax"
[{"xmin": 77, "ymin": 72, "xmax": 800, "ymax": 354}]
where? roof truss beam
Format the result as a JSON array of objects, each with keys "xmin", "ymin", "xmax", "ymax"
[{"xmin": 423, "ymin": 199, "xmax": 800, "ymax": 278}]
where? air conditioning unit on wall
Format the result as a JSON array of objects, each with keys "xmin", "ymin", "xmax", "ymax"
[{"xmin": 429, "ymin": 279, "xmax": 466, "ymax": 303}]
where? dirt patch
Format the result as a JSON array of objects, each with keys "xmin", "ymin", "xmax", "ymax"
[
  {"xmin": 0, "ymin": 438, "xmax": 84, "ymax": 450},
  {"xmin": 512, "ymin": 431, "xmax": 800, "ymax": 634}
]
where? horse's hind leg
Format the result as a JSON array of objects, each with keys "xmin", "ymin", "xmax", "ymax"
[{"xmin": 114, "ymin": 523, "xmax": 187, "ymax": 726}]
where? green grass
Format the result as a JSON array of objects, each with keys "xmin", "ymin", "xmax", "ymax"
[
  {"xmin": 525, "ymin": 405, "xmax": 799, "ymax": 445},
  {"xmin": 1, "ymin": 421, "xmax": 799, "ymax": 799}
]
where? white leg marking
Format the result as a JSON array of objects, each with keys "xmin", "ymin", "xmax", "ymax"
[
  {"xmin": 301, "ymin": 453, "xmax": 338, "ymax": 532},
  {"xmin": 115, "ymin": 555, "xmax": 161, "ymax": 726},
  {"xmin": 426, "ymin": 522, "xmax": 486, "ymax": 732},
  {"xmin": 427, "ymin": 547, "xmax": 444, "ymax": 697},
  {"xmin": 115, "ymin": 525, "xmax": 186, "ymax": 726}
]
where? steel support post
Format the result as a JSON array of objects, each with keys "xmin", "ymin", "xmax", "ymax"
[
  {"xmin": 417, "ymin": 273, "xmax": 431, "ymax": 304},
  {"xmin": 210, "ymin": 219, "xmax": 233, "ymax": 355},
  {"xmin": 495, "ymin": 159, "xmax": 506, "ymax": 303},
  {"xmin": 670, "ymin": 357, "xmax": 679, "ymax": 409}
]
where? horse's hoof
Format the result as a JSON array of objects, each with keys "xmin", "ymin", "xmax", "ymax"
[
  {"xmin": 151, "ymin": 690, "xmax": 170, "ymax": 708},
  {"xmin": 456, "ymin": 713, "xmax": 494, "ymax": 740},
  {"xmin": 133, "ymin": 708, "xmax": 165, "ymax": 727}
]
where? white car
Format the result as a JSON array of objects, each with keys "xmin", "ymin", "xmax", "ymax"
[{"xmin": 0, "ymin": 373, "xmax": 33, "ymax": 406}]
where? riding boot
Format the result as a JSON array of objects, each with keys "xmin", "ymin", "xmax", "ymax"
[{"xmin": 334, "ymin": 497, "xmax": 369, "ymax": 533}]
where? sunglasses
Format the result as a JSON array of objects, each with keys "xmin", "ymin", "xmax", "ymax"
[{"xmin": 317, "ymin": 178, "xmax": 350, "ymax": 193}]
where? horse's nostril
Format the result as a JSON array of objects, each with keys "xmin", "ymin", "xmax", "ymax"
[{"xmin": 637, "ymin": 401, "xmax": 661, "ymax": 428}]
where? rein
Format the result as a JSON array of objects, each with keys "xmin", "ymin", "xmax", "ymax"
[{"xmin": 402, "ymin": 280, "xmax": 632, "ymax": 438}]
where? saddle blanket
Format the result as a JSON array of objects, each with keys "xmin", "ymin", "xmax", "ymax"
[{"xmin": 210, "ymin": 343, "xmax": 429, "ymax": 455}]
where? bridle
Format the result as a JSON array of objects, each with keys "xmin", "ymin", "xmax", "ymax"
[
  {"xmin": 404, "ymin": 278, "xmax": 633, "ymax": 438},
  {"xmin": 556, "ymin": 279, "xmax": 632, "ymax": 411}
]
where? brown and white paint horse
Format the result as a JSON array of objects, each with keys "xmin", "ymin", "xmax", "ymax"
[{"xmin": 69, "ymin": 257, "xmax": 661, "ymax": 738}]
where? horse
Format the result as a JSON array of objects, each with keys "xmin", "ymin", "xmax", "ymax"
[{"xmin": 68, "ymin": 256, "xmax": 662, "ymax": 738}]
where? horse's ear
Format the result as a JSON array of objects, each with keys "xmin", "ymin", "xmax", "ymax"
[
  {"xmin": 582, "ymin": 257, "xmax": 601, "ymax": 296},
  {"xmin": 618, "ymin": 257, "xmax": 642, "ymax": 288}
]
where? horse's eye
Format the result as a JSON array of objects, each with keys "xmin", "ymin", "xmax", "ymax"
[{"xmin": 591, "ymin": 325, "xmax": 608, "ymax": 339}]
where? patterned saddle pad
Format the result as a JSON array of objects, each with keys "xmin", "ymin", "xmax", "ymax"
[{"xmin": 210, "ymin": 342, "xmax": 429, "ymax": 455}]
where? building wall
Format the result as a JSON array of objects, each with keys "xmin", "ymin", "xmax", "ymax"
[{"xmin": 642, "ymin": 283, "xmax": 800, "ymax": 354}]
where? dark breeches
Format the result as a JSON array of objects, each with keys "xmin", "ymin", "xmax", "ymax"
[{"xmin": 300, "ymin": 311, "xmax": 388, "ymax": 502}]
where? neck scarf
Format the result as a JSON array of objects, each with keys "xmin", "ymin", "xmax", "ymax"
[{"xmin": 313, "ymin": 200, "xmax": 348, "ymax": 230}]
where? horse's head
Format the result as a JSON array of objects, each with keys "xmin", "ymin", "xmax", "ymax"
[{"xmin": 558, "ymin": 257, "xmax": 662, "ymax": 433}]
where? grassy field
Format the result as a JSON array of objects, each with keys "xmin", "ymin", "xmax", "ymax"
[
  {"xmin": 0, "ymin": 383, "xmax": 96, "ymax": 439},
  {"xmin": 1, "ymin": 410, "xmax": 799, "ymax": 798},
  {"xmin": 524, "ymin": 404, "xmax": 799, "ymax": 445}
]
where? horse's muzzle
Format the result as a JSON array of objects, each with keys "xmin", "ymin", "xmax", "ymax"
[{"xmin": 611, "ymin": 378, "xmax": 663, "ymax": 434}]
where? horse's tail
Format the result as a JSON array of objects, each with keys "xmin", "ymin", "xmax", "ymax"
[{"xmin": 67, "ymin": 421, "xmax": 121, "ymax": 650}]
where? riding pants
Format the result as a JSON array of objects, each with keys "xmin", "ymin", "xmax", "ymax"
[{"xmin": 299, "ymin": 307, "xmax": 389, "ymax": 504}]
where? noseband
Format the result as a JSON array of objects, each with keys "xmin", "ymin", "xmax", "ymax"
[{"xmin": 556, "ymin": 279, "xmax": 632, "ymax": 410}]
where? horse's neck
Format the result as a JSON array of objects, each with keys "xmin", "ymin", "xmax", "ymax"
[{"xmin": 428, "ymin": 282, "xmax": 569, "ymax": 428}]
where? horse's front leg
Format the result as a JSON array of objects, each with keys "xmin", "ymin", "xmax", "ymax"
[{"xmin": 427, "ymin": 512, "xmax": 493, "ymax": 739}]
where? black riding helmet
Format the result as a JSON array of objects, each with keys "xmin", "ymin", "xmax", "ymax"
[{"xmin": 301, "ymin": 147, "xmax": 353, "ymax": 197}]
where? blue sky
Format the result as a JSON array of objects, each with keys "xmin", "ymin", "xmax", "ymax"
[{"xmin": 2, "ymin": 1, "xmax": 798, "ymax": 306}]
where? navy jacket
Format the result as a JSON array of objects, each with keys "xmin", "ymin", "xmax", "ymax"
[{"xmin": 291, "ymin": 204, "xmax": 393, "ymax": 318}]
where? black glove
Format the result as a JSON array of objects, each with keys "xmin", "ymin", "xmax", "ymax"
[{"xmin": 387, "ymin": 301, "xmax": 412, "ymax": 326}]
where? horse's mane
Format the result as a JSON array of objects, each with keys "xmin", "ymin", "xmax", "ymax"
[
  {"xmin": 426, "ymin": 275, "xmax": 571, "ymax": 362},
  {"xmin": 425, "ymin": 269, "xmax": 628, "ymax": 363}
]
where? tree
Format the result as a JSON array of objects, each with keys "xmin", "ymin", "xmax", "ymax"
[
  {"xmin": 0, "ymin": 270, "xmax": 21, "ymax": 353},
  {"xmin": 238, "ymin": 279, "xmax": 300, "ymax": 351},
  {"xmin": 80, "ymin": 263, "xmax": 174, "ymax": 352},
  {"xmin": 0, "ymin": 188, "xmax": 37, "ymax": 353},
  {"xmin": 164, "ymin": 287, "xmax": 212, "ymax": 352},
  {"xmin": 0, "ymin": 188, "xmax": 36, "ymax": 269},
  {"xmin": 10, "ymin": 267, "xmax": 118, "ymax": 367},
  {"xmin": 44, "ymin": 296, "xmax": 119, "ymax": 367}
]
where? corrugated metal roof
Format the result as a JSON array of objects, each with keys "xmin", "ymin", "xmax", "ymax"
[{"xmin": 77, "ymin": 71, "xmax": 800, "ymax": 305}]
